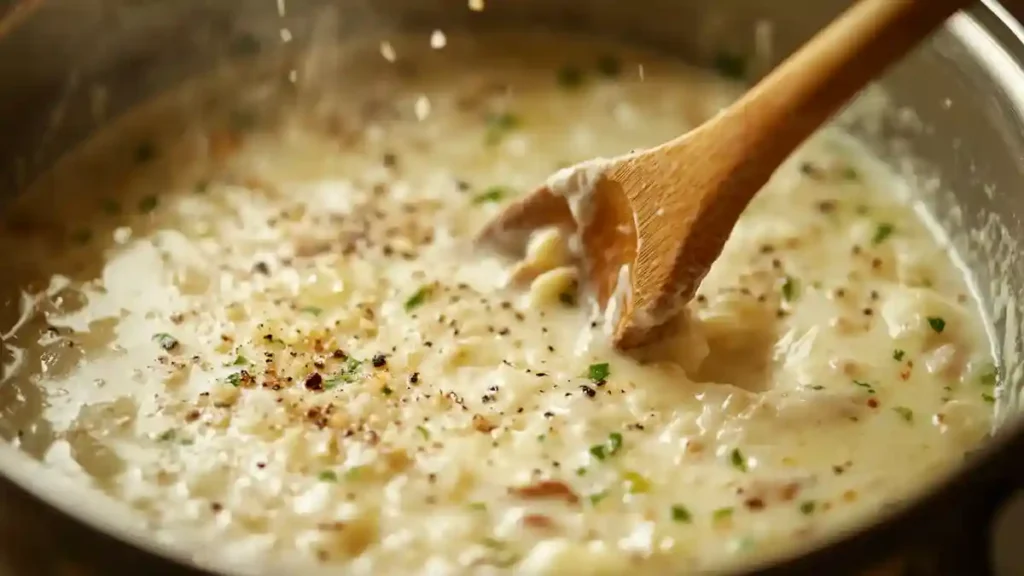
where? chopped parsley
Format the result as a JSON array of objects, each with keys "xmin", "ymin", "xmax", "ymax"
[
  {"xmin": 576, "ymin": 467, "xmax": 587, "ymax": 477},
  {"xmin": 587, "ymin": 362, "xmax": 610, "ymax": 383},
  {"xmin": 484, "ymin": 112, "xmax": 520, "ymax": 145},
  {"xmin": 622, "ymin": 470, "xmax": 651, "ymax": 494},
  {"xmin": 558, "ymin": 290, "xmax": 577, "ymax": 306},
  {"xmin": 608, "ymin": 432, "xmax": 623, "ymax": 454},
  {"xmin": 138, "ymin": 195, "xmax": 159, "ymax": 213},
  {"xmin": 299, "ymin": 306, "xmax": 323, "ymax": 316},
  {"xmin": 589, "ymin": 431, "xmax": 624, "ymax": 461},
  {"xmin": 588, "ymin": 490, "xmax": 610, "ymax": 505},
  {"xmin": 853, "ymin": 380, "xmax": 876, "ymax": 394},
  {"xmin": 345, "ymin": 466, "xmax": 365, "ymax": 480},
  {"xmin": 982, "ymin": 392, "xmax": 996, "ymax": 403},
  {"xmin": 892, "ymin": 406, "xmax": 914, "ymax": 423},
  {"xmin": 596, "ymin": 55, "xmax": 621, "ymax": 77},
  {"xmin": 713, "ymin": 51, "xmax": 746, "ymax": 79},
  {"xmin": 468, "ymin": 502, "xmax": 487, "ymax": 511},
  {"xmin": 557, "ymin": 65, "xmax": 584, "ymax": 89},
  {"xmin": 671, "ymin": 504, "xmax": 692, "ymax": 523},
  {"xmin": 872, "ymin": 223, "xmax": 894, "ymax": 244},
  {"xmin": 927, "ymin": 316, "xmax": 946, "ymax": 333},
  {"xmin": 713, "ymin": 507, "xmax": 735, "ymax": 522},
  {"xmin": 404, "ymin": 286, "xmax": 432, "ymax": 311},
  {"xmin": 781, "ymin": 276, "xmax": 797, "ymax": 302},
  {"xmin": 381, "ymin": 385, "xmax": 393, "ymax": 396},
  {"xmin": 325, "ymin": 357, "xmax": 363, "ymax": 389},
  {"xmin": 893, "ymin": 349, "xmax": 905, "ymax": 361},
  {"xmin": 317, "ymin": 470, "xmax": 338, "ymax": 482},
  {"xmin": 232, "ymin": 355, "xmax": 251, "ymax": 366},
  {"xmin": 157, "ymin": 429, "xmax": 176, "ymax": 442},
  {"xmin": 841, "ymin": 166, "xmax": 860, "ymax": 181},
  {"xmin": 730, "ymin": 448, "xmax": 748, "ymax": 472},
  {"xmin": 226, "ymin": 372, "xmax": 242, "ymax": 387},
  {"xmin": 416, "ymin": 425, "xmax": 430, "ymax": 440},
  {"xmin": 152, "ymin": 333, "xmax": 179, "ymax": 351},
  {"xmin": 473, "ymin": 186, "xmax": 508, "ymax": 204},
  {"xmin": 799, "ymin": 501, "xmax": 817, "ymax": 515}
]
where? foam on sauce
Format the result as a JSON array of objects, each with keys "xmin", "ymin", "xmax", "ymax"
[{"xmin": 0, "ymin": 34, "xmax": 997, "ymax": 575}]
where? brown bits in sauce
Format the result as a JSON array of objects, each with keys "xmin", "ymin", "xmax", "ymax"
[
  {"xmin": 305, "ymin": 372, "xmax": 324, "ymax": 391},
  {"xmin": 522, "ymin": 514, "xmax": 556, "ymax": 529},
  {"xmin": 509, "ymin": 480, "xmax": 579, "ymax": 504},
  {"xmin": 472, "ymin": 414, "xmax": 497, "ymax": 433}
]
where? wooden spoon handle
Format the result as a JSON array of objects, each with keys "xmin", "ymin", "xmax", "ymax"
[{"xmin": 716, "ymin": 0, "xmax": 973, "ymax": 167}]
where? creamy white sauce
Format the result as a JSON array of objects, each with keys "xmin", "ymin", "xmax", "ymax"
[{"xmin": 0, "ymin": 33, "xmax": 996, "ymax": 575}]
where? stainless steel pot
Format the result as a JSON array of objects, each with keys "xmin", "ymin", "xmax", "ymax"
[{"xmin": 0, "ymin": 0, "xmax": 1022, "ymax": 574}]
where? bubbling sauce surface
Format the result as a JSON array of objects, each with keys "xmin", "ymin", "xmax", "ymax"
[{"xmin": 0, "ymin": 33, "xmax": 995, "ymax": 575}]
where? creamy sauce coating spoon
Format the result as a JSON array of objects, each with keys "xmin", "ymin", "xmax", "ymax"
[{"xmin": 477, "ymin": 0, "xmax": 974, "ymax": 351}]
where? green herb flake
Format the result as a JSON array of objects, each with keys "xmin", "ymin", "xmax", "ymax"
[
  {"xmin": 872, "ymin": 223, "xmax": 894, "ymax": 244},
  {"xmin": 607, "ymin": 432, "xmax": 623, "ymax": 455},
  {"xmin": 468, "ymin": 502, "xmax": 487, "ymax": 511},
  {"xmin": 982, "ymin": 392, "xmax": 996, "ymax": 403},
  {"xmin": 345, "ymin": 466, "xmax": 365, "ymax": 480},
  {"xmin": 799, "ymin": 501, "xmax": 817, "ymax": 515},
  {"xmin": 557, "ymin": 65, "xmax": 584, "ymax": 89},
  {"xmin": 299, "ymin": 306, "xmax": 323, "ymax": 316},
  {"xmin": 138, "ymin": 195, "xmax": 159, "ymax": 213},
  {"xmin": 622, "ymin": 470, "xmax": 651, "ymax": 494},
  {"xmin": 576, "ymin": 467, "xmax": 587, "ymax": 477},
  {"xmin": 382, "ymin": 386, "xmax": 393, "ymax": 396},
  {"xmin": 326, "ymin": 357, "xmax": 364, "ymax": 389},
  {"xmin": 152, "ymin": 333, "xmax": 179, "ymax": 351},
  {"xmin": 589, "ymin": 444, "xmax": 607, "ymax": 461},
  {"xmin": 537, "ymin": 434, "xmax": 546, "ymax": 443},
  {"xmin": 730, "ymin": 448, "xmax": 748, "ymax": 472},
  {"xmin": 853, "ymin": 380, "xmax": 876, "ymax": 394},
  {"xmin": 671, "ymin": 504, "xmax": 692, "ymax": 523},
  {"xmin": 416, "ymin": 425, "xmax": 430, "ymax": 440},
  {"xmin": 404, "ymin": 286, "xmax": 432, "ymax": 311},
  {"xmin": 893, "ymin": 349, "xmax": 905, "ymax": 361},
  {"xmin": 588, "ymin": 362, "xmax": 610, "ymax": 383},
  {"xmin": 134, "ymin": 141, "xmax": 157, "ymax": 164},
  {"xmin": 317, "ymin": 470, "xmax": 338, "ymax": 482},
  {"xmin": 194, "ymin": 181, "xmax": 210, "ymax": 194},
  {"xmin": 588, "ymin": 490, "xmax": 610, "ymax": 505},
  {"xmin": 781, "ymin": 276, "xmax": 798, "ymax": 302},
  {"xmin": 226, "ymin": 372, "xmax": 242, "ymax": 387},
  {"xmin": 927, "ymin": 316, "xmax": 946, "ymax": 333},
  {"xmin": 484, "ymin": 112, "xmax": 520, "ymax": 145},
  {"xmin": 473, "ymin": 186, "xmax": 508, "ymax": 204},
  {"xmin": 841, "ymin": 166, "xmax": 860, "ymax": 181},
  {"xmin": 713, "ymin": 52, "xmax": 746, "ymax": 80},
  {"xmin": 232, "ymin": 355, "xmax": 251, "ymax": 366},
  {"xmin": 713, "ymin": 507, "xmax": 735, "ymax": 522},
  {"xmin": 157, "ymin": 429, "xmax": 176, "ymax": 442},
  {"xmin": 893, "ymin": 406, "xmax": 914, "ymax": 423}
]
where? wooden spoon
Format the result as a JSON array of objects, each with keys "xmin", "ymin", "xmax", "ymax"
[{"xmin": 477, "ymin": 0, "xmax": 973, "ymax": 351}]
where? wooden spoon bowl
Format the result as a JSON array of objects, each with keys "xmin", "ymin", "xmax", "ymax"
[{"xmin": 477, "ymin": 0, "xmax": 974, "ymax": 351}]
